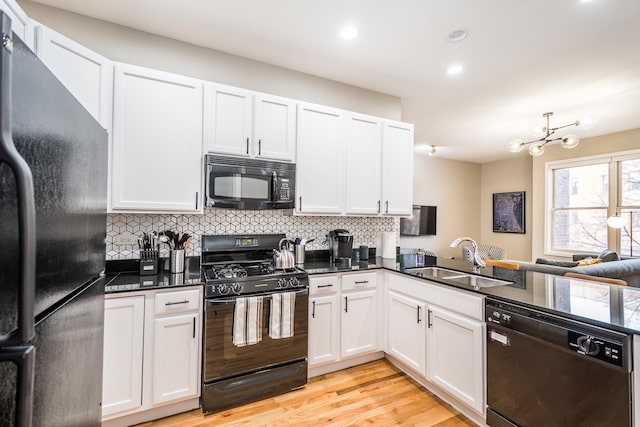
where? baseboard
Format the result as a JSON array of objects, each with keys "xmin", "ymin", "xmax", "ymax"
[
  {"xmin": 101, "ymin": 397, "xmax": 200, "ymax": 427},
  {"xmin": 308, "ymin": 351, "xmax": 384, "ymax": 378}
]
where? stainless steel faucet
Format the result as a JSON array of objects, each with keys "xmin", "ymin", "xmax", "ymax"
[{"xmin": 450, "ymin": 237, "xmax": 486, "ymax": 272}]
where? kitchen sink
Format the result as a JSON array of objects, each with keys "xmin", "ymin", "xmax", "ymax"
[{"xmin": 407, "ymin": 267, "xmax": 512, "ymax": 289}]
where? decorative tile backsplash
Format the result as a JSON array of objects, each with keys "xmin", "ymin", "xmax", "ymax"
[{"xmin": 106, "ymin": 208, "xmax": 399, "ymax": 260}]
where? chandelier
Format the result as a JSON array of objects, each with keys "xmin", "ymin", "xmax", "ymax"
[{"xmin": 508, "ymin": 112, "xmax": 581, "ymax": 157}]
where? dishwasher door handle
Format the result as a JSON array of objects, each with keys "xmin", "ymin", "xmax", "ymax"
[{"xmin": 488, "ymin": 329, "xmax": 511, "ymax": 346}]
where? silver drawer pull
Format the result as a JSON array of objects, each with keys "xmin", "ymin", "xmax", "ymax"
[
  {"xmin": 317, "ymin": 284, "xmax": 333, "ymax": 288},
  {"xmin": 354, "ymin": 280, "xmax": 369, "ymax": 284},
  {"xmin": 165, "ymin": 300, "xmax": 189, "ymax": 306}
]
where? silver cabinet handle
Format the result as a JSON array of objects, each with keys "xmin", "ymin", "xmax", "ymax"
[
  {"xmin": 246, "ymin": 137, "xmax": 249, "ymax": 154},
  {"xmin": 258, "ymin": 139, "xmax": 262, "ymax": 155},
  {"xmin": 317, "ymin": 284, "xmax": 333, "ymax": 288},
  {"xmin": 165, "ymin": 300, "xmax": 189, "ymax": 306},
  {"xmin": 354, "ymin": 280, "xmax": 369, "ymax": 284},
  {"xmin": 427, "ymin": 309, "xmax": 433, "ymax": 328},
  {"xmin": 192, "ymin": 317, "xmax": 196, "ymax": 338},
  {"xmin": 299, "ymin": 196, "xmax": 302, "ymax": 211},
  {"xmin": 378, "ymin": 200, "xmax": 381, "ymax": 213},
  {"xmin": 195, "ymin": 191, "xmax": 199, "ymax": 210},
  {"xmin": 312, "ymin": 300, "xmax": 316, "ymax": 318},
  {"xmin": 417, "ymin": 306, "xmax": 421, "ymax": 324},
  {"xmin": 344, "ymin": 296, "xmax": 348, "ymax": 313},
  {"xmin": 385, "ymin": 200, "xmax": 389, "ymax": 213}
]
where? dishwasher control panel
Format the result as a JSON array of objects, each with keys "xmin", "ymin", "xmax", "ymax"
[{"xmin": 568, "ymin": 331, "xmax": 624, "ymax": 367}]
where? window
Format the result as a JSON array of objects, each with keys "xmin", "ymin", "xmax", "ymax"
[{"xmin": 547, "ymin": 150, "xmax": 640, "ymax": 256}]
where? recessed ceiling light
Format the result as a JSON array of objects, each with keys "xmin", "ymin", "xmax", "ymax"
[
  {"xmin": 340, "ymin": 26, "xmax": 358, "ymax": 40},
  {"xmin": 446, "ymin": 64, "xmax": 463, "ymax": 75},
  {"xmin": 447, "ymin": 28, "xmax": 469, "ymax": 43}
]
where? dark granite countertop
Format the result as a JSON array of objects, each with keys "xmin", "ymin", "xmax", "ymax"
[
  {"xmin": 305, "ymin": 255, "xmax": 640, "ymax": 334},
  {"xmin": 105, "ymin": 257, "xmax": 203, "ymax": 294}
]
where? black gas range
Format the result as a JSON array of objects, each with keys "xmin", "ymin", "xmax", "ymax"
[
  {"xmin": 200, "ymin": 234, "xmax": 309, "ymax": 414},
  {"xmin": 201, "ymin": 234, "xmax": 309, "ymax": 297}
]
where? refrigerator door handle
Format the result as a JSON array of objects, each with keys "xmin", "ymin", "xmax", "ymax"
[
  {"xmin": 0, "ymin": 345, "xmax": 36, "ymax": 427},
  {"xmin": 0, "ymin": 13, "xmax": 37, "ymax": 347}
]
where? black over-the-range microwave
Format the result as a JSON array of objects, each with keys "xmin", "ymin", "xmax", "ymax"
[{"xmin": 204, "ymin": 154, "xmax": 296, "ymax": 210}]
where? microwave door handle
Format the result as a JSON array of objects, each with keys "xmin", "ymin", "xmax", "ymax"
[{"xmin": 272, "ymin": 171, "xmax": 278, "ymax": 204}]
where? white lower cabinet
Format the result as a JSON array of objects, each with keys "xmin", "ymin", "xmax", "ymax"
[
  {"xmin": 102, "ymin": 295, "xmax": 145, "ymax": 417},
  {"xmin": 152, "ymin": 312, "xmax": 200, "ymax": 405},
  {"xmin": 386, "ymin": 290, "xmax": 426, "ymax": 376},
  {"xmin": 102, "ymin": 287, "xmax": 202, "ymax": 425},
  {"xmin": 385, "ymin": 272, "xmax": 485, "ymax": 417},
  {"xmin": 341, "ymin": 288, "xmax": 377, "ymax": 358},
  {"xmin": 426, "ymin": 304, "xmax": 484, "ymax": 414},
  {"xmin": 308, "ymin": 272, "xmax": 380, "ymax": 370}
]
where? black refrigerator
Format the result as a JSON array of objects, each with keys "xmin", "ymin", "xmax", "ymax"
[{"xmin": 0, "ymin": 13, "xmax": 107, "ymax": 427}]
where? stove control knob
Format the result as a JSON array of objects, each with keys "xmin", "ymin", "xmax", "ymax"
[
  {"xmin": 218, "ymin": 284, "xmax": 230, "ymax": 295},
  {"xmin": 278, "ymin": 278, "xmax": 288, "ymax": 289},
  {"xmin": 288, "ymin": 277, "xmax": 300, "ymax": 288},
  {"xmin": 577, "ymin": 335, "xmax": 600, "ymax": 356},
  {"xmin": 231, "ymin": 283, "xmax": 243, "ymax": 294}
]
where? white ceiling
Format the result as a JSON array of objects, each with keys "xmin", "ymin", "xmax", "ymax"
[{"xmin": 31, "ymin": 0, "xmax": 640, "ymax": 163}]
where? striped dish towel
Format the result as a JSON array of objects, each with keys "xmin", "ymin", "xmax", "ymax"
[
  {"xmin": 233, "ymin": 296, "xmax": 263, "ymax": 347},
  {"xmin": 269, "ymin": 292, "xmax": 296, "ymax": 339}
]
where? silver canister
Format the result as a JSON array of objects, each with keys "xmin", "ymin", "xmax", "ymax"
[
  {"xmin": 170, "ymin": 249, "xmax": 185, "ymax": 273},
  {"xmin": 295, "ymin": 245, "xmax": 305, "ymax": 265}
]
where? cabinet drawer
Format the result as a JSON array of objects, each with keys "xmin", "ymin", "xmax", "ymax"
[
  {"xmin": 154, "ymin": 288, "xmax": 201, "ymax": 315},
  {"xmin": 341, "ymin": 272, "xmax": 377, "ymax": 291},
  {"xmin": 309, "ymin": 275, "xmax": 340, "ymax": 295}
]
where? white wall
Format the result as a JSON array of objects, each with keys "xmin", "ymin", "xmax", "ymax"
[
  {"xmin": 400, "ymin": 155, "xmax": 481, "ymax": 259},
  {"xmin": 480, "ymin": 156, "xmax": 533, "ymax": 261},
  {"xmin": 21, "ymin": 0, "xmax": 401, "ymax": 120}
]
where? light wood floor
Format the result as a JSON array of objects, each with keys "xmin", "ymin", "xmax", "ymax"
[{"xmin": 137, "ymin": 359, "xmax": 477, "ymax": 427}]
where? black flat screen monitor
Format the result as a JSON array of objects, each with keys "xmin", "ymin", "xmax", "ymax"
[{"xmin": 400, "ymin": 205, "xmax": 437, "ymax": 236}]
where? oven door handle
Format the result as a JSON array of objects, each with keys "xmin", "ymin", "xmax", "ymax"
[{"xmin": 206, "ymin": 288, "xmax": 308, "ymax": 304}]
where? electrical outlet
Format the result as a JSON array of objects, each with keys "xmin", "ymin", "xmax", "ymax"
[{"xmin": 115, "ymin": 233, "xmax": 136, "ymax": 246}]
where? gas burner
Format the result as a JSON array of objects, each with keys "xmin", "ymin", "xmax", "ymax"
[{"xmin": 215, "ymin": 264, "xmax": 248, "ymax": 279}]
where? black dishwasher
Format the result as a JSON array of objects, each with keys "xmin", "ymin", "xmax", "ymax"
[{"xmin": 486, "ymin": 298, "xmax": 632, "ymax": 427}]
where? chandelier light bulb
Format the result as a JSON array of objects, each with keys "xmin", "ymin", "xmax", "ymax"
[
  {"xmin": 561, "ymin": 134, "xmax": 580, "ymax": 149},
  {"xmin": 607, "ymin": 215, "xmax": 625, "ymax": 229},
  {"xmin": 528, "ymin": 143, "xmax": 545, "ymax": 157},
  {"xmin": 508, "ymin": 139, "xmax": 524, "ymax": 153},
  {"xmin": 532, "ymin": 125, "xmax": 547, "ymax": 137}
]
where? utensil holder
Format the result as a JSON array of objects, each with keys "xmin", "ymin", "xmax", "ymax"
[{"xmin": 170, "ymin": 249, "xmax": 185, "ymax": 273}]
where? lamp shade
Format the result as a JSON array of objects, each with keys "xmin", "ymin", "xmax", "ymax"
[
  {"xmin": 561, "ymin": 134, "xmax": 580, "ymax": 149},
  {"xmin": 607, "ymin": 215, "xmax": 625, "ymax": 229},
  {"xmin": 508, "ymin": 139, "xmax": 524, "ymax": 153},
  {"xmin": 528, "ymin": 143, "xmax": 545, "ymax": 157}
]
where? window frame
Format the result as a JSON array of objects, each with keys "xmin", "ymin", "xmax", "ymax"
[{"xmin": 545, "ymin": 149, "xmax": 640, "ymax": 257}]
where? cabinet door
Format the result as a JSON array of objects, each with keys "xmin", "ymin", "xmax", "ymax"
[
  {"xmin": 381, "ymin": 121, "xmax": 413, "ymax": 216},
  {"xmin": 308, "ymin": 294, "xmax": 340, "ymax": 366},
  {"xmin": 427, "ymin": 304, "xmax": 484, "ymax": 414},
  {"xmin": 152, "ymin": 313, "xmax": 200, "ymax": 405},
  {"xmin": 102, "ymin": 296, "xmax": 145, "ymax": 418},
  {"xmin": 386, "ymin": 290, "xmax": 426, "ymax": 376},
  {"xmin": 341, "ymin": 289, "xmax": 377, "ymax": 359},
  {"xmin": 296, "ymin": 103, "xmax": 345, "ymax": 214},
  {"xmin": 37, "ymin": 25, "xmax": 112, "ymax": 129},
  {"xmin": 345, "ymin": 114, "xmax": 381, "ymax": 215},
  {"xmin": 253, "ymin": 94, "xmax": 296, "ymax": 161},
  {"xmin": 111, "ymin": 64, "xmax": 203, "ymax": 212},
  {"xmin": 1, "ymin": 0, "xmax": 33, "ymax": 49},
  {"xmin": 204, "ymin": 83, "xmax": 253, "ymax": 156}
]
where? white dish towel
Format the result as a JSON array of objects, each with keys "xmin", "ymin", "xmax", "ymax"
[
  {"xmin": 269, "ymin": 292, "xmax": 296, "ymax": 339},
  {"xmin": 233, "ymin": 296, "xmax": 263, "ymax": 347}
]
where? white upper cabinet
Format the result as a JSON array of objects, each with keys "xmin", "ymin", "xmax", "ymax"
[
  {"xmin": 36, "ymin": 24, "xmax": 112, "ymax": 129},
  {"xmin": 111, "ymin": 63, "xmax": 203, "ymax": 213},
  {"xmin": 345, "ymin": 114, "xmax": 382, "ymax": 215},
  {"xmin": 381, "ymin": 121, "xmax": 414, "ymax": 216},
  {"xmin": 296, "ymin": 102, "xmax": 346, "ymax": 214},
  {"xmin": 1, "ymin": 0, "xmax": 34, "ymax": 50},
  {"xmin": 204, "ymin": 84, "xmax": 296, "ymax": 161}
]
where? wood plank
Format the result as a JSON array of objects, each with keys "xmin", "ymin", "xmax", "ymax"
[{"xmin": 135, "ymin": 359, "xmax": 477, "ymax": 427}]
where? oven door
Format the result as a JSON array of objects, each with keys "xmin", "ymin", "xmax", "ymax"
[{"xmin": 203, "ymin": 288, "xmax": 308, "ymax": 382}]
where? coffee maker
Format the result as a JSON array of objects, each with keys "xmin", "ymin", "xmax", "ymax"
[{"xmin": 328, "ymin": 229, "xmax": 353, "ymax": 268}]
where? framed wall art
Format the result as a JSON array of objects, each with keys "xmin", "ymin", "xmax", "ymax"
[{"xmin": 493, "ymin": 191, "xmax": 525, "ymax": 234}]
